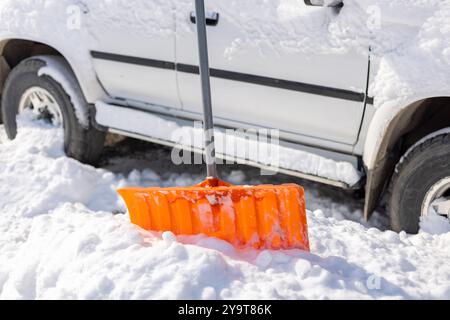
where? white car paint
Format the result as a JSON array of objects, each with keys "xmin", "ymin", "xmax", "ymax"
[
  {"xmin": 0, "ymin": 0, "xmax": 105, "ymax": 104},
  {"xmin": 363, "ymin": 91, "xmax": 450, "ymax": 170},
  {"xmin": 90, "ymin": 1, "xmax": 181, "ymax": 109},
  {"xmin": 1, "ymin": 0, "xmax": 449, "ymax": 189},
  {"xmin": 175, "ymin": 0, "xmax": 368, "ymax": 147}
]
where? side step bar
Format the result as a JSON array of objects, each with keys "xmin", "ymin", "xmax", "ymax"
[{"xmin": 95, "ymin": 101, "xmax": 364, "ymax": 189}]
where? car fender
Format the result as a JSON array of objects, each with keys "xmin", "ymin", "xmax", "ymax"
[
  {"xmin": 0, "ymin": 33, "xmax": 106, "ymax": 105},
  {"xmin": 364, "ymin": 91, "xmax": 450, "ymax": 170},
  {"xmin": 362, "ymin": 91, "xmax": 450, "ymax": 219}
]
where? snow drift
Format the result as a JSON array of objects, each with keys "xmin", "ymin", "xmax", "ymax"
[
  {"xmin": 0, "ymin": 118, "xmax": 449, "ymax": 299},
  {"xmin": 1, "ymin": 0, "xmax": 450, "ymax": 169},
  {"xmin": 0, "ymin": 0, "xmax": 450, "ymax": 300}
]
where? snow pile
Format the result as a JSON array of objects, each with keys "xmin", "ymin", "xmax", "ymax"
[
  {"xmin": 1, "ymin": 0, "xmax": 450, "ymax": 300},
  {"xmin": 421, "ymin": 212, "xmax": 450, "ymax": 236},
  {"xmin": 1, "ymin": 0, "xmax": 450, "ymax": 170},
  {"xmin": 0, "ymin": 119, "xmax": 449, "ymax": 299}
]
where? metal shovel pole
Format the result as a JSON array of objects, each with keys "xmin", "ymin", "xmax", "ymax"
[{"xmin": 195, "ymin": 0, "xmax": 218, "ymax": 180}]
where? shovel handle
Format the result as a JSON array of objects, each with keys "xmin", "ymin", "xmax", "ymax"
[{"xmin": 195, "ymin": 0, "xmax": 218, "ymax": 180}]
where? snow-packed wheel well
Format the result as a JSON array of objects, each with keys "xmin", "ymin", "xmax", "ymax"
[{"xmin": 364, "ymin": 96, "xmax": 450, "ymax": 220}]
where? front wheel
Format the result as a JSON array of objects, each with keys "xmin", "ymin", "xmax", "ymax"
[
  {"xmin": 1, "ymin": 56, "xmax": 105, "ymax": 165},
  {"xmin": 388, "ymin": 131, "xmax": 450, "ymax": 233}
]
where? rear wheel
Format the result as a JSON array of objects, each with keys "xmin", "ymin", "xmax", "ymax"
[
  {"xmin": 1, "ymin": 56, "xmax": 105, "ymax": 165},
  {"xmin": 388, "ymin": 131, "xmax": 450, "ymax": 233},
  {"xmin": 18, "ymin": 86, "xmax": 64, "ymax": 126}
]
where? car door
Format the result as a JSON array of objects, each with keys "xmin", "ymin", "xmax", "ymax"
[
  {"xmin": 89, "ymin": 0, "xmax": 181, "ymax": 109},
  {"xmin": 175, "ymin": 0, "xmax": 369, "ymax": 149}
]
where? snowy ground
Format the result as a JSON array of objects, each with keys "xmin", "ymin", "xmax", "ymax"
[{"xmin": 0, "ymin": 117, "xmax": 449, "ymax": 300}]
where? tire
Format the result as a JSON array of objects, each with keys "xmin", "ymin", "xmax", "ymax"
[
  {"xmin": 388, "ymin": 131, "xmax": 450, "ymax": 233},
  {"xmin": 1, "ymin": 56, "xmax": 105, "ymax": 165}
]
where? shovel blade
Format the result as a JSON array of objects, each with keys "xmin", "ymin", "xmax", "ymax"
[{"xmin": 119, "ymin": 180, "xmax": 309, "ymax": 251}]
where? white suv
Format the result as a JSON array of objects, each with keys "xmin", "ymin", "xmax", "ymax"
[{"xmin": 0, "ymin": 0, "xmax": 449, "ymax": 233}]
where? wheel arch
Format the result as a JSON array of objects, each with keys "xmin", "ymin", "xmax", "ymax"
[
  {"xmin": 363, "ymin": 94, "xmax": 450, "ymax": 220},
  {"xmin": 0, "ymin": 37, "xmax": 105, "ymax": 108}
]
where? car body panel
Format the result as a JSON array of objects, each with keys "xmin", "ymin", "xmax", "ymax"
[
  {"xmin": 175, "ymin": 0, "xmax": 369, "ymax": 148},
  {"xmin": 89, "ymin": 4, "xmax": 181, "ymax": 109}
]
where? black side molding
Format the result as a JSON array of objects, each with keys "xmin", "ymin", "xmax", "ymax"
[
  {"xmin": 91, "ymin": 51, "xmax": 175, "ymax": 70},
  {"xmin": 177, "ymin": 63, "xmax": 366, "ymax": 102},
  {"xmin": 91, "ymin": 51, "xmax": 373, "ymax": 103}
]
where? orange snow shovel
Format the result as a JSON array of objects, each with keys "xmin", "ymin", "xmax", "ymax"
[{"xmin": 118, "ymin": 0, "xmax": 309, "ymax": 251}]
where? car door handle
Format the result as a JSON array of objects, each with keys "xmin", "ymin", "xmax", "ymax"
[{"xmin": 190, "ymin": 11, "xmax": 220, "ymax": 26}]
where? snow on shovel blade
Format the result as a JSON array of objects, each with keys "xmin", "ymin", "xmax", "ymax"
[{"xmin": 118, "ymin": 179, "xmax": 310, "ymax": 251}]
